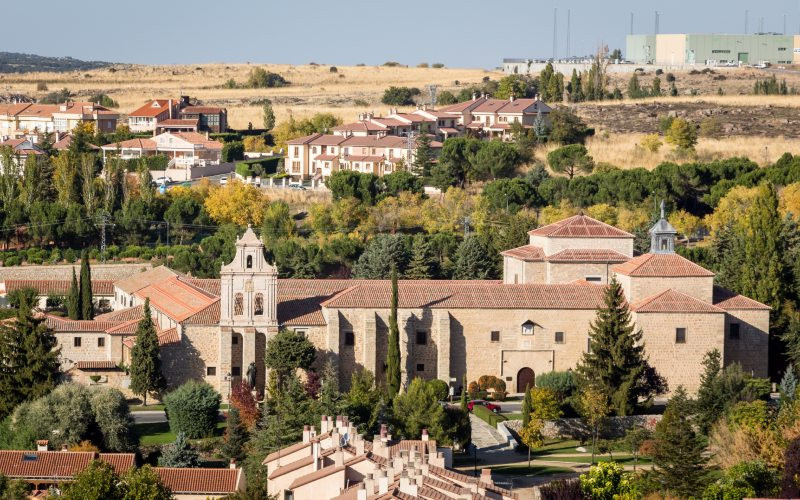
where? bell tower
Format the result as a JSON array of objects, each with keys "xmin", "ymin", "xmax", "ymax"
[
  {"xmin": 650, "ymin": 200, "xmax": 677, "ymax": 254},
  {"xmin": 218, "ymin": 226, "xmax": 278, "ymax": 397}
]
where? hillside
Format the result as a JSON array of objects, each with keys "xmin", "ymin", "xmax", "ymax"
[{"xmin": 0, "ymin": 52, "xmax": 112, "ymax": 73}]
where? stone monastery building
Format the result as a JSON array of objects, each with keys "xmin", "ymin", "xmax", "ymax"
[{"xmin": 16, "ymin": 211, "xmax": 769, "ymax": 399}]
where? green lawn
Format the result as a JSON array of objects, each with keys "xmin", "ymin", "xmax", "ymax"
[
  {"xmin": 542, "ymin": 455, "xmax": 652, "ymax": 465},
  {"xmin": 134, "ymin": 421, "xmax": 227, "ymax": 446},
  {"xmin": 504, "ymin": 413, "xmax": 523, "ymax": 420},
  {"xmin": 489, "ymin": 464, "xmax": 574, "ymax": 476},
  {"xmin": 129, "ymin": 404, "xmax": 166, "ymax": 412},
  {"xmin": 532, "ymin": 439, "xmax": 632, "ymax": 456}
]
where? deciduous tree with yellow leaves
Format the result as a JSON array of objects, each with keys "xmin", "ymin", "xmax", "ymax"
[{"xmin": 204, "ymin": 181, "xmax": 270, "ymax": 227}]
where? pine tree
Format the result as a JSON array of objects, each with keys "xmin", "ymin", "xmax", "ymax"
[
  {"xmin": 780, "ymin": 365, "xmax": 798, "ymax": 404},
  {"xmin": 694, "ymin": 349, "xmax": 725, "ymax": 434},
  {"xmin": 79, "ymin": 250, "xmax": 93, "ymax": 320},
  {"xmin": 317, "ymin": 360, "xmax": 343, "ymax": 417},
  {"xmin": 386, "ymin": 265, "xmax": 401, "ymax": 398},
  {"xmin": 221, "ymin": 407, "xmax": 248, "ymax": 463},
  {"xmin": 67, "ymin": 267, "xmax": 80, "ymax": 320},
  {"xmin": 129, "ymin": 299, "xmax": 166, "ymax": 406},
  {"xmin": 452, "ymin": 237, "xmax": 496, "ymax": 280},
  {"xmin": 652, "ymin": 386, "xmax": 710, "ymax": 496},
  {"xmin": 159, "ymin": 432, "xmax": 200, "ymax": 467},
  {"xmin": 412, "ymin": 132, "xmax": 434, "ymax": 177},
  {"xmin": 521, "ymin": 383, "xmax": 533, "ymax": 427},
  {"xmin": 575, "ymin": 277, "xmax": 665, "ymax": 415},
  {"xmin": 405, "ymin": 236, "xmax": 436, "ymax": 280}
]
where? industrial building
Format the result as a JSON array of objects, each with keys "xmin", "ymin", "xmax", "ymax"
[{"xmin": 626, "ymin": 33, "xmax": 799, "ymax": 66}]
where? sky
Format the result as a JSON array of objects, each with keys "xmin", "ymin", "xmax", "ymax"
[{"xmin": 7, "ymin": 0, "xmax": 800, "ymax": 68}]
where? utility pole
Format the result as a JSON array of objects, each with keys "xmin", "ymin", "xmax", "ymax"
[
  {"xmin": 745, "ymin": 10, "xmax": 749, "ymax": 34},
  {"xmin": 96, "ymin": 214, "xmax": 115, "ymax": 263},
  {"xmin": 654, "ymin": 11, "xmax": 660, "ymax": 35},
  {"xmin": 552, "ymin": 8, "xmax": 558, "ymax": 60},
  {"xmin": 405, "ymin": 131, "xmax": 416, "ymax": 173},
  {"xmin": 426, "ymin": 84, "xmax": 438, "ymax": 108},
  {"xmin": 566, "ymin": 9, "xmax": 571, "ymax": 58},
  {"xmin": 462, "ymin": 216, "xmax": 471, "ymax": 238}
]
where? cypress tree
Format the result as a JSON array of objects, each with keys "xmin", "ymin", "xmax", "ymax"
[
  {"xmin": 67, "ymin": 267, "xmax": 80, "ymax": 320},
  {"xmin": 129, "ymin": 299, "xmax": 166, "ymax": 406},
  {"xmin": 386, "ymin": 265, "xmax": 401, "ymax": 398},
  {"xmin": 460, "ymin": 374, "xmax": 468, "ymax": 413},
  {"xmin": 521, "ymin": 383, "xmax": 533, "ymax": 427},
  {"xmin": 575, "ymin": 277, "xmax": 665, "ymax": 415},
  {"xmin": 221, "ymin": 407, "xmax": 248, "ymax": 463},
  {"xmin": 79, "ymin": 250, "xmax": 93, "ymax": 320},
  {"xmin": 652, "ymin": 386, "xmax": 710, "ymax": 496}
]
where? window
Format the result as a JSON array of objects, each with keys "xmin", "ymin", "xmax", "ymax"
[
  {"xmin": 207, "ymin": 367, "xmax": 216, "ymax": 376},
  {"xmin": 246, "ymin": 255, "xmax": 253, "ymax": 268},
  {"xmin": 97, "ymin": 337, "xmax": 105, "ymax": 348},
  {"xmin": 585, "ymin": 276, "xmax": 602, "ymax": 282},
  {"xmin": 234, "ymin": 293, "xmax": 244, "ymax": 316},
  {"xmin": 344, "ymin": 331, "xmax": 355, "ymax": 346},
  {"xmin": 74, "ymin": 337, "xmax": 82, "ymax": 347},
  {"xmin": 416, "ymin": 331, "xmax": 427, "ymax": 345},
  {"xmin": 254, "ymin": 293, "xmax": 264, "ymax": 316},
  {"xmin": 521, "ymin": 322, "xmax": 534, "ymax": 335},
  {"xmin": 232, "ymin": 335, "xmax": 238, "ymax": 345},
  {"xmin": 729, "ymin": 323, "xmax": 740, "ymax": 340},
  {"xmin": 711, "ymin": 49, "xmax": 731, "ymax": 54},
  {"xmin": 490, "ymin": 331, "xmax": 500, "ymax": 342},
  {"xmin": 779, "ymin": 47, "xmax": 788, "ymax": 51},
  {"xmin": 676, "ymin": 328, "xmax": 687, "ymax": 344},
  {"xmin": 416, "ymin": 364, "xmax": 425, "ymax": 372},
  {"xmin": 555, "ymin": 331, "xmax": 565, "ymax": 344},
  {"xmin": 587, "ymin": 337, "xmax": 592, "ymax": 353},
  {"xmin": 232, "ymin": 367, "xmax": 241, "ymax": 377}
]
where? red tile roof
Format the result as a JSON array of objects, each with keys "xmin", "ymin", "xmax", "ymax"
[
  {"xmin": 181, "ymin": 300, "xmax": 221, "ymax": 325},
  {"xmin": 286, "ymin": 133, "xmax": 323, "ymax": 145},
  {"xmin": 154, "ymin": 467, "xmax": 241, "ymax": 494},
  {"xmin": 500, "ymin": 245, "xmax": 545, "ymax": 261},
  {"xmin": 136, "ymin": 276, "xmax": 218, "ymax": 322},
  {"xmin": 332, "ymin": 122, "xmax": 387, "ymax": 132},
  {"xmin": 546, "ymin": 248, "xmax": 630, "ymax": 263},
  {"xmin": 128, "ymin": 99, "xmax": 174, "ymax": 118},
  {"xmin": 52, "ymin": 134, "xmax": 100, "ymax": 151},
  {"xmin": 713, "ymin": 286, "xmax": 771, "ymax": 310},
  {"xmin": 0, "ymin": 451, "xmax": 134, "ymax": 480},
  {"xmin": 95, "ymin": 305, "xmax": 145, "ymax": 322},
  {"xmin": 115, "ymin": 266, "xmax": 178, "ymax": 294},
  {"xmin": 74, "ymin": 361, "xmax": 118, "ymax": 370},
  {"xmin": 45, "ymin": 316, "xmax": 120, "ymax": 332},
  {"xmin": 612, "ymin": 253, "xmax": 714, "ymax": 278},
  {"xmin": 179, "ymin": 106, "xmax": 225, "ymax": 114},
  {"xmin": 179, "ymin": 277, "xmax": 221, "ymax": 296},
  {"xmin": 101, "ymin": 138, "xmax": 157, "ymax": 150},
  {"xmin": 631, "ymin": 289, "xmax": 724, "ymax": 314},
  {"xmin": 170, "ymin": 132, "xmax": 223, "ymax": 150},
  {"xmin": 4, "ymin": 279, "xmax": 114, "ymax": 295},
  {"xmin": 529, "ymin": 215, "xmax": 634, "ymax": 238},
  {"xmin": 321, "ymin": 281, "xmax": 607, "ymax": 310},
  {"xmin": 157, "ymin": 119, "xmax": 198, "ymax": 127}
]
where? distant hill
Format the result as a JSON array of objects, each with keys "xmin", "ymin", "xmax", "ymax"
[{"xmin": 0, "ymin": 52, "xmax": 113, "ymax": 73}]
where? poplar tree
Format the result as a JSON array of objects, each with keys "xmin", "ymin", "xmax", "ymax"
[
  {"xmin": 386, "ymin": 265, "xmax": 401, "ymax": 398},
  {"xmin": 652, "ymin": 387, "xmax": 710, "ymax": 496},
  {"xmin": 129, "ymin": 299, "xmax": 166, "ymax": 406},
  {"xmin": 67, "ymin": 267, "xmax": 80, "ymax": 320},
  {"xmin": 575, "ymin": 277, "xmax": 665, "ymax": 415},
  {"xmin": 79, "ymin": 250, "xmax": 93, "ymax": 320},
  {"xmin": 521, "ymin": 383, "xmax": 533, "ymax": 427}
]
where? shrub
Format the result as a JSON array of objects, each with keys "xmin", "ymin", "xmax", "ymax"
[
  {"xmin": 535, "ymin": 371, "xmax": 576, "ymax": 400},
  {"xmin": 39, "ymin": 88, "xmax": 71, "ymax": 104},
  {"xmin": 244, "ymin": 67, "xmax": 289, "ymax": 88},
  {"xmin": 472, "ymin": 405, "xmax": 506, "ymax": 427},
  {"xmin": 353, "ymin": 98, "xmax": 368, "ymax": 106},
  {"xmin": 209, "ymin": 132, "xmax": 242, "ymax": 143},
  {"xmin": 382, "ymin": 86, "xmax": 421, "ymax": 106},
  {"xmin": 235, "ymin": 157, "xmax": 281, "ymax": 178},
  {"xmin": 36, "ymin": 81, "xmax": 48, "ymax": 91},
  {"xmin": 329, "ymin": 66, "xmax": 338, "ymax": 73},
  {"xmin": 164, "ymin": 381, "xmax": 221, "ymax": 438},
  {"xmin": 432, "ymin": 63, "xmax": 445, "ymax": 68},
  {"xmin": 427, "ymin": 379, "xmax": 449, "ymax": 401},
  {"xmin": 417, "ymin": 63, "xmax": 429, "ymax": 68},
  {"xmin": 699, "ymin": 117, "xmax": 723, "ymax": 139},
  {"xmin": 473, "ymin": 375, "xmax": 507, "ymax": 400},
  {"xmin": 89, "ymin": 93, "xmax": 119, "ymax": 108},
  {"xmin": 222, "ymin": 142, "xmax": 245, "ymax": 162},
  {"xmin": 383, "ymin": 61, "xmax": 402, "ymax": 67},
  {"xmin": 640, "ymin": 133, "xmax": 663, "ymax": 153},
  {"xmin": 540, "ymin": 478, "xmax": 583, "ymax": 500},
  {"xmin": 579, "ymin": 462, "xmax": 634, "ymax": 499}
]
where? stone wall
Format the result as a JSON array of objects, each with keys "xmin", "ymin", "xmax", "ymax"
[
  {"xmin": 506, "ymin": 415, "xmax": 662, "ymax": 439},
  {"xmin": 163, "ymin": 325, "xmax": 219, "ymax": 393},
  {"xmin": 723, "ymin": 309, "xmax": 770, "ymax": 377},
  {"xmin": 0, "ymin": 263, "xmax": 152, "ymax": 281},
  {"xmin": 547, "ymin": 262, "xmax": 613, "ymax": 284},
  {"xmin": 619, "ymin": 275, "xmax": 714, "ymax": 303}
]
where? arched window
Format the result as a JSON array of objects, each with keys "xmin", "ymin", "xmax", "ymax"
[
  {"xmin": 246, "ymin": 255, "xmax": 253, "ymax": 269},
  {"xmin": 234, "ymin": 293, "xmax": 244, "ymax": 316},
  {"xmin": 254, "ymin": 293, "xmax": 264, "ymax": 316}
]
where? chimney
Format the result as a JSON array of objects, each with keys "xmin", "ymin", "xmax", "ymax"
[
  {"xmin": 61, "ymin": 445, "xmax": 68, "ymax": 452},
  {"xmin": 320, "ymin": 416, "xmax": 328, "ymax": 434},
  {"xmin": 168, "ymin": 99, "xmax": 173, "ymax": 119},
  {"xmin": 380, "ymin": 424, "xmax": 388, "ymax": 442},
  {"xmin": 303, "ymin": 425, "xmax": 311, "ymax": 443},
  {"xmin": 309, "ymin": 425, "xmax": 317, "ymax": 440},
  {"xmin": 399, "ymin": 473, "xmax": 418, "ymax": 497},
  {"xmin": 509, "ymin": 95, "xmax": 516, "ymax": 102},
  {"xmin": 421, "ymin": 429, "xmax": 429, "ymax": 442},
  {"xmin": 480, "ymin": 468, "xmax": 492, "ymax": 484},
  {"xmin": 312, "ymin": 441, "xmax": 320, "ymax": 471},
  {"xmin": 472, "ymin": 91, "xmax": 477, "ymax": 101},
  {"xmin": 356, "ymin": 483, "xmax": 367, "ymax": 500},
  {"xmin": 363, "ymin": 473, "xmax": 375, "ymax": 495},
  {"xmin": 377, "ymin": 471, "xmax": 389, "ymax": 494},
  {"xmin": 334, "ymin": 447, "xmax": 344, "ymax": 467},
  {"xmin": 229, "ymin": 459, "xmax": 237, "ymax": 469},
  {"xmin": 355, "ymin": 435, "xmax": 365, "ymax": 456},
  {"xmin": 36, "ymin": 440, "xmax": 48, "ymax": 452}
]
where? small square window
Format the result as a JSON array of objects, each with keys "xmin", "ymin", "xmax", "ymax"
[
  {"xmin": 416, "ymin": 364, "xmax": 425, "ymax": 372},
  {"xmin": 74, "ymin": 337, "xmax": 82, "ymax": 348},
  {"xmin": 490, "ymin": 331, "xmax": 500, "ymax": 342},
  {"xmin": 555, "ymin": 331, "xmax": 565, "ymax": 344},
  {"xmin": 344, "ymin": 331, "xmax": 355, "ymax": 346},
  {"xmin": 729, "ymin": 323, "xmax": 740, "ymax": 340},
  {"xmin": 587, "ymin": 337, "xmax": 592, "ymax": 353},
  {"xmin": 416, "ymin": 331, "xmax": 427, "ymax": 345},
  {"xmin": 97, "ymin": 337, "xmax": 105, "ymax": 348},
  {"xmin": 521, "ymin": 322, "xmax": 534, "ymax": 335},
  {"xmin": 232, "ymin": 367, "xmax": 241, "ymax": 377},
  {"xmin": 505, "ymin": 376, "xmax": 512, "ymax": 381},
  {"xmin": 676, "ymin": 328, "xmax": 687, "ymax": 344},
  {"xmin": 585, "ymin": 276, "xmax": 602, "ymax": 282},
  {"xmin": 207, "ymin": 367, "xmax": 216, "ymax": 376},
  {"xmin": 232, "ymin": 335, "xmax": 238, "ymax": 345}
]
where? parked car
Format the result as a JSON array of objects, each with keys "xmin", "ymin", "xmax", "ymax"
[
  {"xmin": 219, "ymin": 176, "xmax": 228, "ymax": 185},
  {"xmin": 467, "ymin": 400, "xmax": 501, "ymax": 413},
  {"xmin": 288, "ymin": 182, "xmax": 307, "ymax": 190},
  {"xmin": 154, "ymin": 176, "xmax": 173, "ymax": 185}
]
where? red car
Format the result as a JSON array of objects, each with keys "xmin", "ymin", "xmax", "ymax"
[{"xmin": 467, "ymin": 400, "xmax": 501, "ymax": 413}]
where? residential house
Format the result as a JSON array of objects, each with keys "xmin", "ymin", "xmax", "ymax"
[
  {"xmin": 438, "ymin": 94, "xmax": 552, "ymax": 139},
  {"xmin": 0, "ymin": 102, "xmax": 118, "ymax": 138},
  {"xmin": 179, "ymin": 106, "xmax": 228, "ymax": 133},
  {"xmin": 332, "ymin": 107, "xmax": 460, "ymax": 140},
  {"xmin": 126, "ymin": 99, "xmax": 182, "ymax": 133}
]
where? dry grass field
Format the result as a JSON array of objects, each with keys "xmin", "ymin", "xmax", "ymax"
[{"xmin": 0, "ymin": 63, "xmax": 497, "ymax": 128}]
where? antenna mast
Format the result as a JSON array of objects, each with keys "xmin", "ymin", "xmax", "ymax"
[
  {"xmin": 552, "ymin": 8, "xmax": 558, "ymax": 59},
  {"xmin": 566, "ymin": 9, "xmax": 571, "ymax": 58}
]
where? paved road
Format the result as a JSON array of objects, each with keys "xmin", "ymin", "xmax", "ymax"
[{"xmin": 132, "ymin": 410, "xmax": 167, "ymax": 424}]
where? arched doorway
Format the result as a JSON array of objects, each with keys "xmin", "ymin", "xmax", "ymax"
[{"xmin": 517, "ymin": 367, "xmax": 535, "ymax": 393}]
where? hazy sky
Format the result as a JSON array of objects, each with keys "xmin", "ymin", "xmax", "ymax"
[{"xmin": 7, "ymin": 0, "xmax": 800, "ymax": 68}]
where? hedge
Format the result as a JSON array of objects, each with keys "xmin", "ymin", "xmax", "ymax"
[
  {"xmin": 163, "ymin": 381, "xmax": 221, "ymax": 439},
  {"xmin": 472, "ymin": 405, "xmax": 507, "ymax": 428},
  {"xmin": 210, "ymin": 132, "xmax": 242, "ymax": 143},
  {"xmin": 234, "ymin": 157, "xmax": 281, "ymax": 178},
  {"xmin": 117, "ymin": 155, "xmax": 169, "ymax": 171},
  {"xmin": 222, "ymin": 142, "xmax": 245, "ymax": 162}
]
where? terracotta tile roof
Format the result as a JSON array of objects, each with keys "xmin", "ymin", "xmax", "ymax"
[
  {"xmin": 546, "ymin": 248, "xmax": 630, "ymax": 263},
  {"xmin": 181, "ymin": 300, "xmax": 221, "ymax": 325},
  {"xmin": 136, "ymin": 276, "xmax": 218, "ymax": 322},
  {"xmin": 100, "ymin": 138, "xmax": 157, "ymax": 150},
  {"xmin": 529, "ymin": 215, "xmax": 634, "ymax": 238},
  {"xmin": 278, "ymin": 296, "xmax": 328, "ymax": 326},
  {"xmin": 52, "ymin": 134, "xmax": 99, "ymax": 151},
  {"xmin": 286, "ymin": 133, "xmax": 323, "ymax": 145},
  {"xmin": 179, "ymin": 106, "xmax": 225, "ymax": 114},
  {"xmin": 437, "ymin": 99, "xmax": 483, "ymax": 113},
  {"xmin": 428, "ymin": 465, "xmax": 477, "ymax": 485},
  {"xmin": 713, "ymin": 286, "xmax": 771, "ymax": 310},
  {"xmin": 631, "ymin": 289, "xmax": 724, "ymax": 314},
  {"xmin": 171, "ymin": 132, "xmax": 223, "ymax": 150},
  {"xmin": 313, "ymin": 154, "xmax": 339, "ymax": 161},
  {"xmin": 332, "ymin": 122, "xmax": 387, "ymax": 132},
  {"xmin": 288, "ymin": 464, "xmax": 347, "ymax": 490},
  {"xmin": 95, "ymin": 305, "xmax": 145, "ymax": 322},
  {"xmin": 115, "ymin": 266, "xmax": 178, "ymax": 294},
  {"xmin": 321, "ymin": 281, "xmax": 606, "ymax": 310},
  {"xmin": 74, "ymin": 361, "xmax": 118, "ymax": 370},
  {"xmin": 154, "ymin": 467, "xmax": 240, "ymax": 494},
  {"xmin": 263, "ymin": 440, "xmax": 311, "ymax": 464},
  {"xmin": 0, "ymin": 451, "xmax": 134, "ymax": 479},
  {"xmin": 105, "ymin": 319, "xmax": 142, "ymax": 335},
  {"xmin": 179, "ymin": 277, "xmax": 220, "ymax": 296},
  {"xmin": 128, "ymin": 99, "xmax": 173, "ymax": 117},
  {"xmin": 268, "ymin": 448, "xmax": 336, "ymax": 479},
  {"xmin": 45, "ymin": 316, "xmax": 120, "ymax": 332},
  {"xmin": 500, "ymin": 244, "xmax": 545, "ymax": 262},
  {"xmin": 343, "ymin": 155, "xmax": 385, "ymax": 163},
  {"xmin": 158, "ymin": 119, "xmax": 198, "ymax": 127},
  {"xmin": 612, "ymin": 253, "xmax": 714, "ymax": 278},
  {"xmin": 3, "ymin": 279, "xmax": 114, "ymax": 295}
]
